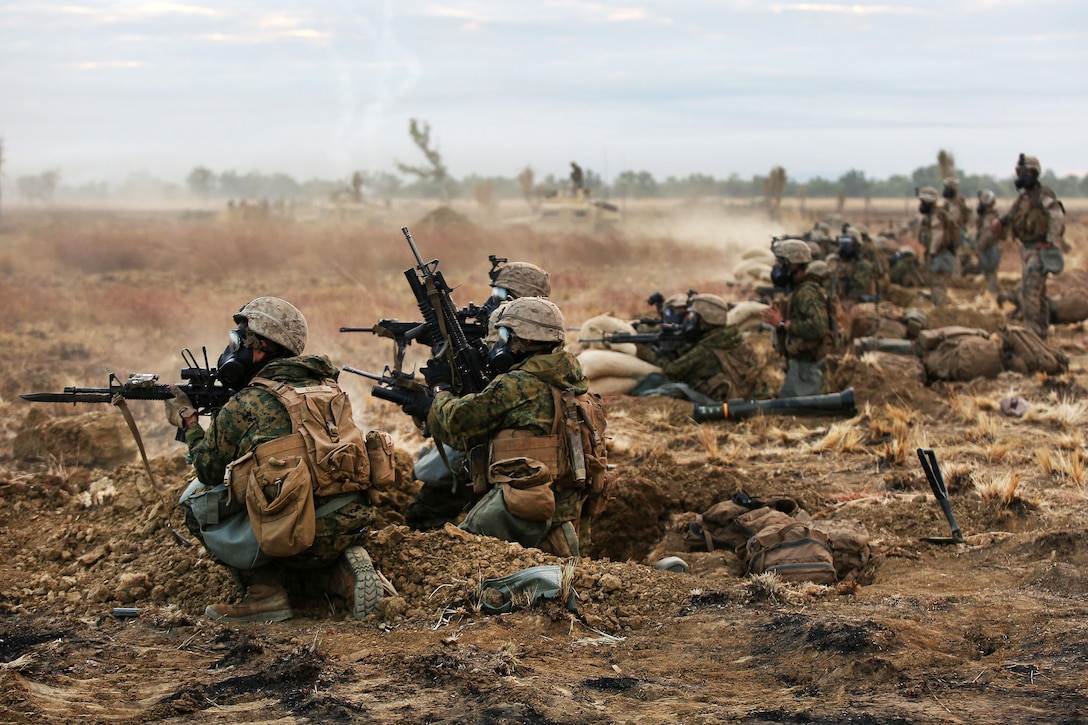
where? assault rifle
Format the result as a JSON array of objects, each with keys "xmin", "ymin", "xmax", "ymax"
[
  {"xmin": 342, "ymin": 237, "xmax": 494, "ymax": 390},
  {"xmin": 691, "ymin": 387, "xmax": 856, "ymax": 422},
  {"xmin": 20, "ymin": 348, "xmax": 237, "ymax": 441},
  {"xmin": 579, "ymin": 323, "xmax": 687, "ymax": 351},
  {"xmin": 400, "ymin": 226, "xmax": 489, "ymax": 394}
]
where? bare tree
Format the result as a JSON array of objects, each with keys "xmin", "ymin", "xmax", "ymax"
[
  {"xmin": 395, "ymin": 119, "xmax": 451, "ymax": 199},
  {"xmin": 937, "ymin": 149, "xmax": 956, "ymax": 181}
]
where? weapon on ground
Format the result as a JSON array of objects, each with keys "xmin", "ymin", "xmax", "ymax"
[
  {"xmin": 916, "ymin": 447, "xmax": 965, "ymax": 544},
  {"xmin": 691, "ymin": 387, "xmax": 856, "ymax": 423},
  {"xmin": 401, "ymin": 226, "xmax": 489, "ymax": 395},
  {"xmin": 21, "ymin": 348, "xmax": 236, "ymax": 440}
]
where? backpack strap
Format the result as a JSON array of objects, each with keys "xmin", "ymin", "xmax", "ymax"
[{"xmin": 249, "ymin": 376, "xmax": 339, "ymax": 433}]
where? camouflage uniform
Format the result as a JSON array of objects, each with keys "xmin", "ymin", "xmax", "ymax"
[
  {"xmin": 774, "ymin": 277, "xmax": 831, "ymax": 397},
  {"xmin": 974, "ymin": 202, "xmax": 1005, "ymax": 297},
  {"xmin": 182, "ymin": 355, "xmax": 372, "ymax": 575},
  {"xmin": 646, "ymin": 325, "xmax": 768, "ymax": 401},
  {"xmin": 1006, "ymin": 185, "xmax": 1065, "ymax": 337},
  {"xmin": 833, "ymin": 256, "xmax": 877, "ymax": 303},
  {"xmin": 889, "ymin": 251, "xmax": 926, "ymax": 288},
  {"xmin": 918, "ymin": 207, "xmax": 959, "ymax": 306},
  {"xmin": 428, "ymin": 349, "xmax": 594, "ymax": 556}
]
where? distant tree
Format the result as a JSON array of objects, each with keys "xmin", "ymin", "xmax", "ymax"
[
  {"xmin": 766, "ymin": 166, "xmax": 787, "ymax": 210},
  {"xmin": 614, "ymin": 170, "xmax": 659, "ymax": 199},
  {"xmin": 838, "ymin": 169, "xmax": 871, "ymax": 198},
  {"xmin": 17, "ymin": 170, "xmax": 59, "ymax": 203},
  {"xmin": 186, "ymin": 166, "xmax": 216, "ymax": 199},
  {"xmin": 395, "ymin": 119, "xmax": 452, "ymax": 199},
  {"xmin": 937, "ymin": 149, "xmax": 956, "ymax": 182}
]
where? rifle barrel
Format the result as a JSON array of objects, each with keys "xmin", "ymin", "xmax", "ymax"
[{"xmin": 342, "ymin": 366, "xmax": 383, "ymax": 381}]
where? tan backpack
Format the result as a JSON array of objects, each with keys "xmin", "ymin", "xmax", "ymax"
[
  {"xmin": 924, "ymin": 335, "xmax": 1004, "ymax": 382},
  {"xmin": 811, "ymin": 518, "xmax": 872, "ymax": 582},
  {"xmin": 1002, "ymin": 326, "xmax": 1069, "ymax": 376},
  {"xmin": 743, "ymin": 521, "xmax": 837, "ymax": 584},
  {"xmin": 227, "ymin": 377, "xmax": 396, "ymax": 557}
]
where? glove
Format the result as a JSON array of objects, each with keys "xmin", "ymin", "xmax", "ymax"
[
  {"xmin": 400, "ymin": 389, "xmax": 435, "ymax": 420},
  {"xmin": 164, "ymin": 386, "xmax": 197, "ymax": 428},
  {"xmin": 421, "ymin": 358, "xmax": 452, "ymax": 389}
]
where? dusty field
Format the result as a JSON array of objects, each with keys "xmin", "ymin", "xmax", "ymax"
[{"xmin": 0, "ymin": 202, "xmax": 1087, "ymax": 724}]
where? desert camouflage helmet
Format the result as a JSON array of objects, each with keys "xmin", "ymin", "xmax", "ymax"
[
  {"xmin": 775, "ymin": 239, "xmax": 812, "ymax": 265},
  {"xmin": 917, "ymin": 186, "xmax": 940, "ymax": 203},
  {"xmin": 492, "ymin": 262, "xmax": 551, "ymax": 298},
  {"xmin": 900, "ymin": 246, "xmax": 917, "ymax": 257},
  {"xmin": 978, "ymin": 189, "xmax": 996, "ymax": 206},
  {"xmin": 1016, "ymin": 154, "xmax": 1042, "ymax": 174},
  {"xmin": 664, "ymin": 293, "xmax": 690, "ymax": 310},
  {"xmin": 688, "ymin": 293, "xmax": 731, "ymax": 326},
  {"xmin": 813, "ymin": 221, "xmax": 831, "ymax": 234},
  {"xmin": 942, "ymin": 176, "xmax": 960, "ymax": 190},
  {"xmin": 806, "ymin": 260, "xmax": 830, "ymax": 280},
  {"xmin": 494, "ymin": 296, "xmax": 566, "ymax": 343},
  {"xmin": 234, "ymin": 297, "xmax": 308, "ymax": 356}
]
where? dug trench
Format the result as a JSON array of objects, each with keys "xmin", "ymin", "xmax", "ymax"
[{"xmin": 0, "ymin": 208, "xmax": 1087, "ymax": 723}]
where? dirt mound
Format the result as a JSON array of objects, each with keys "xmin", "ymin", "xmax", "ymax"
[{"xmin": 414, "ymin": 205, "xmax": 478, "ymax": 232}]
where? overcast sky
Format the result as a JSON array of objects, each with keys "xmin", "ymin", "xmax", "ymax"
[{"xmin": 2, "ymin": 0, "xmax": 1086, "ymax": 187}]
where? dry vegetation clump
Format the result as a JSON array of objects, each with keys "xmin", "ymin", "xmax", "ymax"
[
  {"xmin": 807, "ymin": 419, "xmax": 865, "ymax": 454},
  {"xmin": 973, "ymin": 471, "xmax": 1028, "ymax": 508}
]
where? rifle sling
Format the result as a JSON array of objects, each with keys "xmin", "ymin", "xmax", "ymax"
[{"xmin": 111, "ymin": 394, "xmax": 162, "ymax": 505}]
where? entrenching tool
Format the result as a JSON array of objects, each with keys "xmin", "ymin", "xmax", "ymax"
[{"xmin": 916, "ymin": 448, "xmax": 965, "ymax": 544}]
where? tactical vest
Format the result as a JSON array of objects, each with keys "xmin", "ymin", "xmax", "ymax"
[
  {"xmin": 488, "ymin": 386, "xmax": 608, "ymax": 498},
  {"xmin": 1010, "ymin": 186, "xmax": 1063, "ymax": 246}
]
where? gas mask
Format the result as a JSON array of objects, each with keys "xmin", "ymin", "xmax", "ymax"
[
  {"xmin": 976, "ymin": 202, "xmax": 989, "ymax": 215},
  {"xmin": 662, "ymin": 306, "xmax": 687, "ymax": 326},
  {"xmin": 1014, "ymin": 172, "xmax": 1037, "ymax": 190},
  {"xmin": 918, "ymin": 201, "xmax": 934, "ymax": 215},
  {"xmin": 942, "ymin": 186, "xmax": 956, "ymax": 200},
  {"xmin": 216, "ymin": 322, "xmax": 257, "ymax": 390},
  {"xmin": 836, "ymin": 236, "xmax": 858, "ymax": 260},
  {"xmin": 680, "ymin": 314, "xmax": 702, "ymax": 343},
  {"xmin": 771, "ymin": 260, "xmax": 794, "ymax": 291},
  {"xmin": 486, "ymin": 326, "xmax": 521, "ymax": 375}
]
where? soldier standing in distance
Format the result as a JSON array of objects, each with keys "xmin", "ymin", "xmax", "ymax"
[
  {"xmin": 570, "ymin": 162, "xmax": 585, "ymax": 197},
  {"xmin": 760, "ymin": 240, "xmax": 832, "ymax": 397},
  {"xmin": 974, "ymin": 190, "xmax": 1006, "ymax": 299},
  {"xmin": 916, "ymin": 186, "xmax": 959, "ymax": 307},
  {"xmin": 994, "ymin": 154, "xmax": 1066, "ymax": 338}
]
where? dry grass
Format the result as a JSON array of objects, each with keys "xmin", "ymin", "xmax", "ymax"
[
  {"xmin": 973, "ymin": 471, "xmax": 1025, "ymax": 507},
  {"xmin": 807, "ymin": 420, "xmax": 865, "ymax": 454},
  {"xmin": 1037, "ymin": 448, "xmax": 1088, "ymax": 488},
  {"xmin": 1026, "ymin": 398, "xmax": 1088, "ymax": 429},
  {"xmin": 694, "ymin": 424, "xmax": 722, "ymax": 462}
]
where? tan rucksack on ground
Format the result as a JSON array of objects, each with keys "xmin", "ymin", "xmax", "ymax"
[
  {"xmin": 743, "ymin": 521, "xmax": 837, "ymax": 584},
  {"xmin": 923, "ymin": 334, "xmax": 1004, "ymax": 382},
  {"xmin": 811, "ymin": 519, "xmax": 872, "ymax": 582},
  {"xmin": 684, "ymin": 496, "xmax": 807, "ymax": 552},
  {"xmin": 1002, "ymin": 326, "xmax": 1069, "ymax": 376}
]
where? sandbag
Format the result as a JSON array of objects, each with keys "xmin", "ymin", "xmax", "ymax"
[
  {"xmin": 587, "ymin": 376, "xmax": 642, "ymax": 396},
  {"xmin": 741, "ymin": 247, "xmax": 777, "ymax": 263},
  {"xmin": 577, "ymin": 349, "xmax": 661, "ymax": 379},
  {"xmin": 924, "ymin": 335, "xmax": 1004, "ymax": 382},
  {"xmin": 575, "ymin": 315, "xmax": 638, "ymax": 356},
  {"xmin": 733, "ymin": 260, "xmax": 772, "ymax": 282},
  {"xmin": 726, "ymin": 300, "xmax": 768, "ymax": 332}
]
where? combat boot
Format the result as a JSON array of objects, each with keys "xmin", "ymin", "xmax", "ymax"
[
  {"xmin": 330, "ymin": 545, "xmax": 382, "ymax": 619},
  {"xmin": 205, "ymin": 584, "xmax": 293, "ymax": 623}
]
